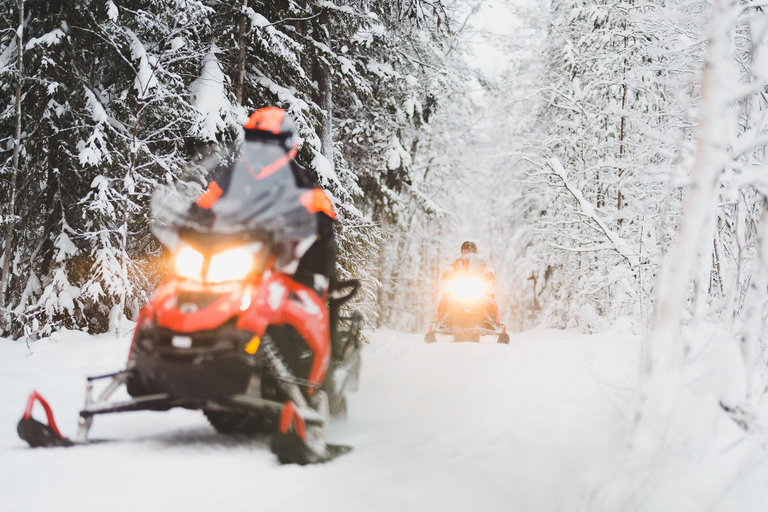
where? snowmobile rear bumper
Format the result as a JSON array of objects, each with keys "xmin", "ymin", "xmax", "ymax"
[
  {"xmin": 426, "ymin": 322, "xmax": 509, "ymax": 344},
  {"xmin": 430, "ymin": 325, "xmax": 504, "ymax": 337}
]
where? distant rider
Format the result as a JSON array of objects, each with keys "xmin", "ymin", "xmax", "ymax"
[{"xmin": 437, "ymin": 241, "xmax": 499, "ymax": 327}]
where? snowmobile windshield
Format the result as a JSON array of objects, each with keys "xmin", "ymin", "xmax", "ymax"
[
  {"xmin": 151, "ymin": 139, "xmax": 317, "ymax": 257},
  {"xmin": 451, "ymin": 253, "xmax": 493, "ymax": 277}
]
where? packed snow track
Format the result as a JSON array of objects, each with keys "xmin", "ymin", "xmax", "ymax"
[{"xmin": 1, "ymin": 326, "xmax": 640, "ymax": 512}]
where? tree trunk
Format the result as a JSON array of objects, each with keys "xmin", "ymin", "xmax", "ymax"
[
  {"xmin": 313, "ymin": 57, "xmax": 333, "ymax": 165},
  {"xmin": 633, "ymin": 0, "xmax": 739, "ymax": 452},
  {"xmin": 618, "ymin": 12, "xmax": 628, "ymax": 213},
  {"xmin": 740, "ymin": 198, "xmax": 768, "ymax": 397},
  {"xmin": 1, "ymin": 0, "xmax": 25, "ymax": 309},
  {"xmin": 648, "ymin": 0, "xmax": 736, "ymax": 372},
  {"xmin": 235, "ymin": 0, "xmax": 248, "ymax": 106}
]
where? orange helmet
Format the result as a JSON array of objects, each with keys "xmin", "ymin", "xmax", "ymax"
[{"xmin": 244, "ymin": 107, "xmax": 296, "ymax": 137}]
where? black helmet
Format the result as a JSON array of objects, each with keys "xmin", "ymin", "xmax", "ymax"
[{"xmin": 461, "ymin": 241, "xmax": 477, "ymax": 254}]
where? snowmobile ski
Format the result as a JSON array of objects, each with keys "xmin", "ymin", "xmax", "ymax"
[
  {"xmin": 269, "ymin": 400, "xmax": 351, "ymax": 464},
  {"xmin": 17, "ymin": 391, "xmax": 73, "ymax": 448}
]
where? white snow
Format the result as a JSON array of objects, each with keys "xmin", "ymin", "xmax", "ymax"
[
  {"xmin": 310, "ymin": 151, "xmax": 338, "ymax": 186},
  {"xmin": 247, "ymin": 9, "xmax": 270, "ymax": 29},
  {"xmin": 106, "ymin": 1, "xmax": 119, "ymax": 23},
  {"xmin": 366, "ymin": 60, "xmax": 400, "ymax": 80},
  {"xmin": 54, "ymin": 232, "xmax": 79, "ymax": 263},
  {"xmin": 0, "ymin": 324, "xmax": 639, "ymax": 511},
  {"xmin": 254, "ymin": 75, "xmax": 310, "ymax": 114},
  {"xmin": 3, "ymin": 323, "xmax": 768, "ymax": 510},
  {"xmin": 317, "ymin": 1, "xmax": 357, "ymax": 16},
  {"xmin": 0, "ymin": 37, "xmax": 16, "ymax": 69},
  {"xmin": 76, "ymin": 126, "xmax": 109, "ymax": 168},
  {"xmin": 77, "ymin": 146, "xmax": 101, "ymax": 167},
  {"xmin": 170, "ymin": 37, "xmax": 185, "ymax": 51},
  {"xmin": 126, "ymin": 30, "xmax": 157, "ymax": 98},
  {"xmin": 386, "ymin": 138, "xmax": 412, "ymax": 170},
  {"xmin": 25, "ymin": 29, "xmax": 65, "ymax": 51},
  {"xmin": 337, "ymin": 56, "xmax": 355, "ymax": 75},
  {"xmin": 83, "ymin": 87, "xmax": 108, "ymax": 124},
  {"xmin": 189, "ymin": 45, "xmax": 230, "ymax": 141}
]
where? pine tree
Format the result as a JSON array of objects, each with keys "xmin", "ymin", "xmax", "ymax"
[{"xmin": 0, "ymin": 0, "xmax": 216, "ymax": 336}]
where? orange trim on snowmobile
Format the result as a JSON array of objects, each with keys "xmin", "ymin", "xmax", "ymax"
[
  {"xmin": 243, "ymin": 107, "xmax": 285, "ymax": 134},
  {"xmin": 246, "ymin": 147, "xmax": 298, "ymax": 181},
  {"xmin": 300, "ymin": 188, "xmax": 336, "ymax": 219},
  {"xmin": 154, "ymin": 280, "xmax": 242, "ymax": 333},
  {"xmin": 196, "ymin": 181, "xmax": 223, "ymax": 209},
  {"xmin": 23, "ymin": 391, "xmax": 66, "ymax": 439},
  {"xmin": 279, "ymin": 401, "xmax": 307, "ymax": 442},
  {"xmin": 490, "ymin": 299, "xmax": 499, "ymax": 323}
]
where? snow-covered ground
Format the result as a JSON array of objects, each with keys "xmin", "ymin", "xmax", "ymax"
[{"xmin": 0, "ymin": 324, "xmax": 662, "ymax": 511}]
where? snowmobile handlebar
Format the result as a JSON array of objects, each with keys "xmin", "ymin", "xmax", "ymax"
[{"xmin": 329, "ymin": 279, "xmax": 360, "ymax": 308}]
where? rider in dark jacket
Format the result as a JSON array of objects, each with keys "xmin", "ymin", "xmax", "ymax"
[{"xmin": 195, "ymin": 107, "xmax": 337, "ymax": 293}]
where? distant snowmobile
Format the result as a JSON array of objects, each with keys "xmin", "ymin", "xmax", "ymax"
[
  {"xmin": 17, "ymin": 109, "xmax": 363, "ymax": 465},
  {"xmin": 425, "ymin": 242, "xmax": 510, "ymax": 344}
]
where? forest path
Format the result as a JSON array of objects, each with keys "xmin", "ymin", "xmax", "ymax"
[{"xmin": 0, "ymin": 326, "xmax": 640, "ymax": 512}]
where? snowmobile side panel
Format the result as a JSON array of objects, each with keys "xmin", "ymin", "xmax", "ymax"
[{"xmin": 238, "ymin": 272, "xmax": 331, "ymax": 390}]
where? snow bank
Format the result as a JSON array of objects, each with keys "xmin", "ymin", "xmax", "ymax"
[{"xmin": 584, "ymin": 323, "xmax": 768, "ymax": 512}]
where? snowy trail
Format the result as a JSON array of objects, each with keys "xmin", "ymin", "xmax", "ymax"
[{"xmin": 0, "ymin": 327, "xmax": 640, "ymax": 512}]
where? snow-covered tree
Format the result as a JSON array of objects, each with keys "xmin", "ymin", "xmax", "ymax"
[
  {"xmin": 493, "ymin": 0, "xmax": 705, "ymax": 332},
  {"xmin": 0, "ymin": 0, "xmax": 471, "ymax": 336},
  {"xmin": 0, "ymin": 0, "xmax": 219, "ymax": 336}
]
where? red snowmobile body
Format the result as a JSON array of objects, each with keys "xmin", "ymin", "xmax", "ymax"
[
  {"xmin": 17, "ymin": 139, "xmax": 363, "ymax": 464},
  {"xmin": 128, "ymin": 270, "xmax": 331, "ymax": 403}
]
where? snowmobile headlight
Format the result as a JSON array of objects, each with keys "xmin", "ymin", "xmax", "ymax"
[
  {"xmin": 449, "ymin": 277, "xmax": 486, "ymax": 301},
  {"xmin": 174, "ymin": 246, "xmax": 204, "ymax": 281},
  {"xmin": 206, "ymin": 243, "xmax": 262, "ymax": 283}
]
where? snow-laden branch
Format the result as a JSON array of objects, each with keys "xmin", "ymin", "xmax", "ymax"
[{"xmin": 548, "ymin": 157, "xmax": 639, "ymax": 267}]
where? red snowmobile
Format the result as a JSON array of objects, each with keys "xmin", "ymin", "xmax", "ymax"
[
  {"xmin": 17, "ymin": 136, "xmax": 363, "ymax": 465},
  {"xmin": 425, "ymin": 253, "xmax": 510, "ymax": 344}
]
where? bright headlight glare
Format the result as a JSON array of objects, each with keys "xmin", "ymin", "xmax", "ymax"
[
  {"xmin": 449, "ymin": 277, "xmax": 486, "ymax": 300},
  {"xmin": 174, "ymin": 246, "xmax": 204, "ymax": 280},
  {"xmin": 206, "ymin": 247, "xmax": 254, "ymax": 283}
]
